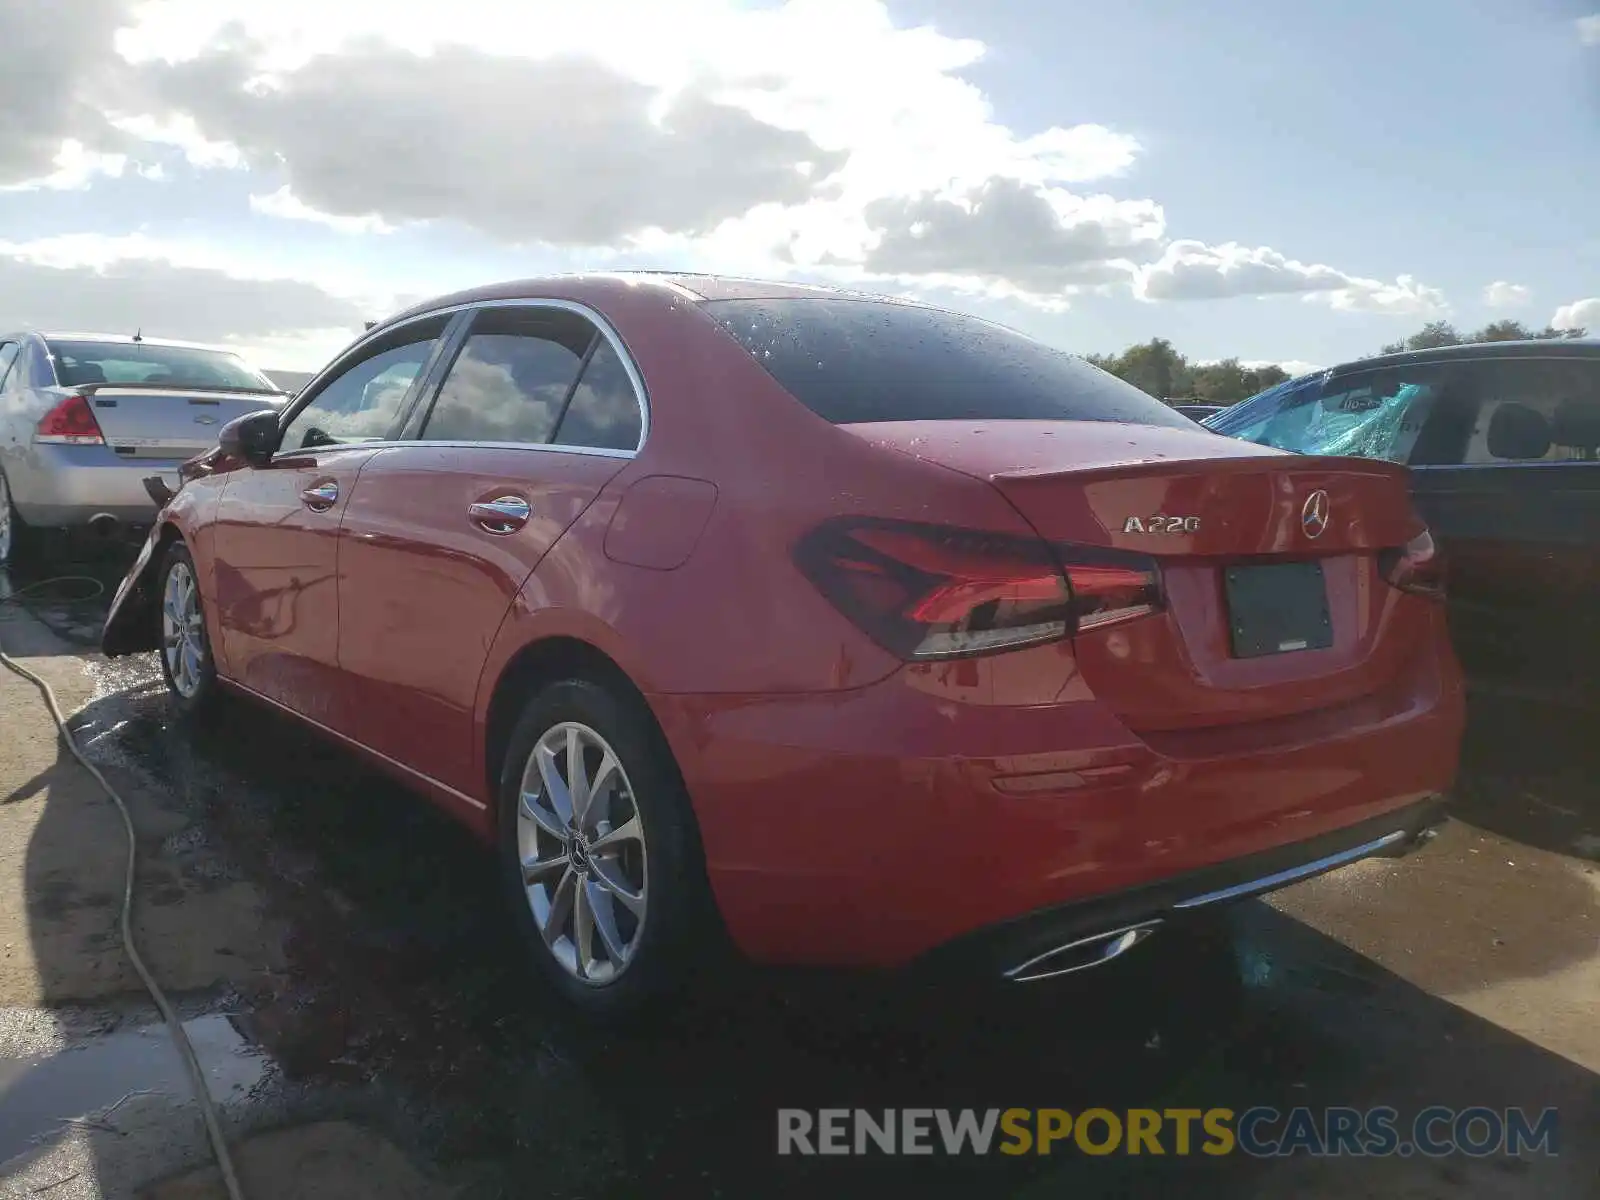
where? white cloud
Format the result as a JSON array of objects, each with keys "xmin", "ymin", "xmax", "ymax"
[
  {"xmin": 0, "ymin": 0, "xmax": 137, "ymax": 186},
  {"xmin": 107, "ymin": 0, "xmax": 1151, "ymax": 258},
  {"xmin": 1552, "ymin": 298, "xmax": 1600, "ymax": 332},
  {"xmin": 1213, "ymin": 358, "xmax": 1321, "ymax": 377},
  {"xmin": 107, "ymin": 113, "xmax": 245, "ymax": 170},
  {"xmin": 852, "ymin": 180, "xmax": 1164, "ymax": 296},
  {"xmin": 0, "ymin": 236, "xmax": 372, "ymax": 369},
  {"xmin": 0, "ymin": 140, "xmax": 129, "ymax": 193},
  {"xmin": 1, "ymin": 0, "xmax": 1444, "ymax": 327},
  {"xmin": 1577, "ymin": 14, "xmax": 1600, "ymax": 45},
  {"xmin": 137, "ymin": 44, "xmax": 845, "ymax": 246},
  {"xmin": 1136, "ymin": 240, "xmax": 1445, "ymax": 315},
  {"xmin": 1482, "ymin": 280, "xmax": 1531, "ymax": 308},
  {"xmin": 250, "ymin": 187, "xmax": 394, "ymax": 235}
]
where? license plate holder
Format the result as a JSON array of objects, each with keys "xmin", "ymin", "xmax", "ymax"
[{"xmin": 1224, "ymin": 561, "xmax": 1333, "ymax": 658}]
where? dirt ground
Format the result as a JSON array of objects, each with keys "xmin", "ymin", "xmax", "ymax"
[
  {"xmin": 1, "ymin": 591, "xmax": 454, "ymax": 1199},
  {"xmin": 0, "ymin": 562, "xmax": 1596, "ymax": 1199}
]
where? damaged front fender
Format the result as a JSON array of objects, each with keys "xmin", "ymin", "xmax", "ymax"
[
  {"xmin": 101, "ymin": 520, "xmax": 170, "ymax": 656},
  {"xmin": 103, "ymin": 448, "xmax": 232, "ymax": 657}
]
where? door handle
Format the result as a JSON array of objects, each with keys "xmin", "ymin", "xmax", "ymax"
[
  {"xmin": 301, "ymin": 481, "xmax": 339, "ymax": 510},
  {"xmin": 468, "ymin": 495, "xmax": 531, "ymax": 534}
]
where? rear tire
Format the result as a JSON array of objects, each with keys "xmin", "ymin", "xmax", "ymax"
[
  {"xmin": 156, "ymin": 541, "xmax": 219, "ymax": 719},
  {"xmin": 497, "ymin": 677, "xmax": 713, "ymax": 1019},
  {"xmin": 0, "ymin": 469, "xmax": 32, "ymax": 568}
]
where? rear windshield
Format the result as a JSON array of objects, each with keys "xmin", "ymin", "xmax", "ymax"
[
  {"xmin": 703, "ymin": 298, "xmax": 1193, "ymax": 428},
  {"xmin": 46, "ymin": 340, "xmax": 280, "ymax": 393}
]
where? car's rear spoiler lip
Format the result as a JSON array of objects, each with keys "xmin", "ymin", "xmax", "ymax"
[
  {"xmin": 989, "ymin": 453, "xmax": 1415, "ymax": 486},
  {"xmin": 66, "ymin": 381, "xmax": 287, "ymax": 398}
]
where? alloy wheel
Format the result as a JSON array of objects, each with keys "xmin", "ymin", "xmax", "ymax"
[
  {"xmin": 516, "ymin": 721, "xmax": 649, "ymax": 985},
  {"xmin": 161, "ymin": 560, "xmax": 206, "ymax": 698}
]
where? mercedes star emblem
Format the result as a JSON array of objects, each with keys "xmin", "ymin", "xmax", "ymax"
[{"xmin": 1301, "ymin": 489, "xmax": 1330, "ymax": 539}]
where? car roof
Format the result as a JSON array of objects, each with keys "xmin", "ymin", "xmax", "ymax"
[
  {"xmin": 376, "ymin": 271, "xmax": 939, "ymax": 333},
  {"xmin": 1327, "ymin": 337, "xmax": 1600, "ymax": 378}
]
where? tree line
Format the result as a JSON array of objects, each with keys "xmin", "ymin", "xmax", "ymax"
[
  {"xmin": 1086, "ymin": 318, "xmax": 1590, "ymax": 408},
  {"xmin": 1083, "ymin": 341, "xmax": 1289, "ymax": 407}
]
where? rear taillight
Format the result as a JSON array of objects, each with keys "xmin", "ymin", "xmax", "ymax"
[
  {"xmin": 1378, "ymin": 530, "xmax": 1445, "ymax": 600},
  {"xmin": 795, "ymin": 518, "xmax": 1164, "ymax": 660},
  {"xmin": 1061, "ymin": 549, "xmax": 1165, "ymax": 632},
  {"xmin": 34, "ymin": 394, "xmax": 104, "ymax": 445}
]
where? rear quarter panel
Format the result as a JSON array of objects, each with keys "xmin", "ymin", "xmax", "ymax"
[
  {"xmin": 465, "ymin": 293, "xmax": 1060, "ymax": 806},
  {"xmin": 0, "ymin": 387, "xmax": 56, "ymax": 503}
]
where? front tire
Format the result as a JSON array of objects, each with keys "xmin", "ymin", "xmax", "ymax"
[
  {"xmin": 156, "ymin": 541, "xmax": 219, "ymax": 718},
  {"xmin": 498, "ymin": 678, "xmax": 711, "ymax": 1018}
]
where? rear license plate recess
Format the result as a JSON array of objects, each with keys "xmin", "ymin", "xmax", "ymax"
[{"xmin": 1224, "ymin": 560, "xmax": 1333, "ymax": 658}]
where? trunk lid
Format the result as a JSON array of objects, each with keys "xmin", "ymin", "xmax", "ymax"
[
  {"xmin": 847, "ymin": 419, "xmax": 1435, "ymax": 733},
  {"xmin": 70, "ymin": 384, "xmax": 287, "ymax": 460}
]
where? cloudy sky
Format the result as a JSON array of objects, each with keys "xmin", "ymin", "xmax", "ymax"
[{"xmin": 1, "ymin": 0, "xmax": 1597, "ymax": 374}]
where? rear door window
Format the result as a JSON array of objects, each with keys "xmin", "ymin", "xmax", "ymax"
[
  {"xmin": 1459, "ymin": 358, "xmax": 1600, "ymax": 464},
  {"xmin": 702, "ymin": 297, "xmax": 1192, "ymax": 428},
  {"xmin": 0, "ymin": 342, "xmax": 17, "ymax": 391},
  {"xmin": 551, "ymin": 338, "xmax": 643, "ymax": 451},
  {"xmin": 421, "ymin": 308, "xmax": 594, "ymax": 445}
]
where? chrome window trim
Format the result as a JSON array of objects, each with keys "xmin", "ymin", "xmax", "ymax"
[
  {"xmin": 274, "ymin": 438, "xmax": 636, "ymax": 462},
  {"xmin": 414, "ymin": 298, "xmax": 650, "ymax": 456},
  {"xmin": 295, "ymin": 297, "xmax": 652, "ymax": 459},
  {"xmin": 404, "ymin": 439, "xmax": 636, "ymax": 460},
  {"xmin": 1411, "ymin": 459, "xmax": 1600, "ymax": 473},
  {"xmin": 275, "ymin": 311, "xmax": 458, "ymax": 448}
]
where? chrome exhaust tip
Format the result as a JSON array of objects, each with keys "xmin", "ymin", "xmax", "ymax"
[
  {"xmin": 1002, "ymin": 920, "xmax": 1161, "ymax": 983},
  {"xmin": 1377, "ymin": 822, "xmax": 1443, "ymax": 859},
  {"xmin": 87, "ymin": 513, "xmax": 120, "ymax": 537}
]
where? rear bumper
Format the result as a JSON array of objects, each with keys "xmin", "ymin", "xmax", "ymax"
[
  {"xmin": 650, "ymin": 634, "xmax": 1465, "ymax": 968},
  {"xmin": 914, "ymin": 796, "xmax": 1446, "ymax": 982},
  {"xmin": 6, "ymin": 444, "xmax": 182, "ymax": 527}
]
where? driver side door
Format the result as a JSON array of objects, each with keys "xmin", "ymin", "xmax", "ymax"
[{"xmin": 209, "ymin": 315, "xmax": 457, "ymax": 726}]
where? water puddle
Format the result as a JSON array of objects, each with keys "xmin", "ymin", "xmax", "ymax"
[{"xmin": 0, "ymin": 1014, "xmax": 268, "ymax": 1163}]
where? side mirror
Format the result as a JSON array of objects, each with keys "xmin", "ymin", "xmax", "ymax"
[{"xmin": 219, "ymin": 409, "xmax": 282, "ymax": 466}]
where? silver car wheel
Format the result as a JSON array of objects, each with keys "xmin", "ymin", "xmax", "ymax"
[
  {"xmin": 161, "ymin": 560, "xmax": 206, "ymax": 699},
  {"xmin": 0, "ymin": 473, "xmax": 13, "ymax": 564},
  {"xmin": 516, "ymin": 721, "xmax": 648, "ymax": 986}
]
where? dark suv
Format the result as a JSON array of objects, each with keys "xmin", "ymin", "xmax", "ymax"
[{"xmin": 1205, "ymin": 339, "xmax": 1600, "ymax": 702}]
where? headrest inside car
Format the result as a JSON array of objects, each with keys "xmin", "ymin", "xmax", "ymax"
[
  {"xmin": 1551, "ymin": 396, "xmax": 1600, "ymax": 451},
  {"xmin": 1486, "ymin": 402, "xmax": 1552, "ymax": 461}
]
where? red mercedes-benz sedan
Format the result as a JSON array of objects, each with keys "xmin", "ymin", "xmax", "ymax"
[{"xmin": 101, "ymin": 273, "xmax": 1464, "ymax": 1016}]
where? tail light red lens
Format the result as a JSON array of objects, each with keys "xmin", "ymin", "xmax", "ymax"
[
  {"xmin": 795, "ymin": 518, "xmax": 1164, "ymax": 660},
  {"xmin": 1060, "ymin": 549, "xmax": 1165, "ymax": 632},
  {"xmin": 35, "ymin": 394, "xmax": 105, "ymax": 445},
  {"xmin": 1378, "ymin": 529, "xmax": 1445, "ymax": 600}
]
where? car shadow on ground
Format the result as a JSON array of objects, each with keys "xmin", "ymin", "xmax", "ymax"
[
  {"xmin": 1450, "ymin": 688, "xmax": 1600, "ymax": 862},
  {"xmin": 0, "ymin": 542, "xmax": 133, "ymax": 655},
  {"xmin": 4, "ymin": 646, "xmax": 1592, "ymax": 1197},
  {"xmin": 4, "ymin": 545, "xmax": 1597, "ymax": 1197}
]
